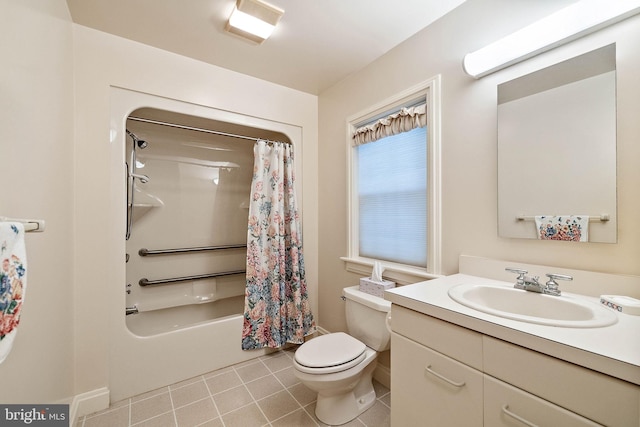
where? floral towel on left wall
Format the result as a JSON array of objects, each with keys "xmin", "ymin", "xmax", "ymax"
[{"xmin": 0, "ymin": 222, "xmax": 27, "ymax": 364}]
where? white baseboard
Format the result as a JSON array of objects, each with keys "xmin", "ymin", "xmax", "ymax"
[
  {"xmin": 315, "ymin": 326, "xmax": 330, "ymax": 336},
  {"xmin": 374, "ymin": 363, "xmax": 391, "ymax": 389},
  {"xmin": 70, "ymin": 387, "xmax": 110, "ymax": 423}
]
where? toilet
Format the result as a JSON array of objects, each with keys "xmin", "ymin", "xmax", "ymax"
[{"xmin": 293, "ymin": 285, "xmax": 392, "ymax": 425}]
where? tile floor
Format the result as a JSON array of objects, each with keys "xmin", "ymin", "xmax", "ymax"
[{"xmin": 76, "ymin": 347, "xmax": 391, "ymax": 427}]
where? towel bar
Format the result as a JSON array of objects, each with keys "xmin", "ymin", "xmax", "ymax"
[
  {"xmin": 139, "ymin": 269, "xmax": 246, "ymax": 286},
  {"xmin": 0, "ymin": 216, "xmax": 45, "ymax": 232},
  {"xmin": 516, "ymin": 214, "xmax": 609, "ymax": 222}
]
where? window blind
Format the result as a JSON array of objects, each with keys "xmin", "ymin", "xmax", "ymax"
[{"xmin": 357, "ymin": 126, "xmax": 427, "ymax": 267}]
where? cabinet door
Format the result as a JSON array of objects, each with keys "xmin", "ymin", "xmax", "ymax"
[
  {"xmin": 485, "ymin": 376, "xmax": 602, "ymax": 427},
  {"xmin": 391, "ymin": 332, "xmax": 483, "ymax": 427}
]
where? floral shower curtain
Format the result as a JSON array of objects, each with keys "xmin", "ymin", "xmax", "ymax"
[{"xmin": 242, "ymin": 140, "xmax": 315, "ymax": 350}]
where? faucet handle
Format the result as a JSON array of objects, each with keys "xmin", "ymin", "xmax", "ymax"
[
  {"xmin": 505, "ymin": 268, "xmax": 527, "ymax": 289},
  {"xmin": 505, "ymin": 267, "xmax": 527, "ymax": 276},
  {"xmin": 544, "ymin": 273, "xmax": 573, "ymax": 296}
]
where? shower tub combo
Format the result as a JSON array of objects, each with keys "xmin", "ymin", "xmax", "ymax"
[{"xmin": 109, "ymin": 93, "xmax": 299, "ymax": 402}]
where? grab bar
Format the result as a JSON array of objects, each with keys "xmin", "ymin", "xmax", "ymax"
[
  {"xmin": 139, "ymin": 244, "xmax": 247, "ymax": 256},
  {"xmin": 139, "ymin": 269, "xmax": 246, "ymax": 286}
]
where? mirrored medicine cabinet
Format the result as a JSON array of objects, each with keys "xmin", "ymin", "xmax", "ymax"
[{"xmin": 497, "ymin": 44, "xmax": 617, "ymax": 243}]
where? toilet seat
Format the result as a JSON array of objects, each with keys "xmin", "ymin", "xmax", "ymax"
[{"xmin": 294, "ymin": 332, "xmax": 367, "ymax": 374}]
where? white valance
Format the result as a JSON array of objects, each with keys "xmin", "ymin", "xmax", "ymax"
[{"xmin": 352, "ymin": 103, "xmax": 427, "ymax": 146}]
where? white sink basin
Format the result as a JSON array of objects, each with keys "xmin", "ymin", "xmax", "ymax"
[{"xmin": 448, "ymin": 284, "xmax": 618, "ymax": 328}]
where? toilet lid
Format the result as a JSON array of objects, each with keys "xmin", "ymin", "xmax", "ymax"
[{"xmin": 294, "ymin": 332, "xmax": 366, "ymax": 369}]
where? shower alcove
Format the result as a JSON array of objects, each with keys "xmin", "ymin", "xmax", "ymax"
[
  {"xmin": 109, "ymin": 88, "xmax": 302, "ymax": 401},
  {"xmin": 125, "ymin": 107, "xmax": 294, "ymax": 336}
]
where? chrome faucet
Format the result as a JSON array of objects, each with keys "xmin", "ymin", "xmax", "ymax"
[
  {"xmin": 506, "ymin": 268, "xmax": 573, "ymax": 296},
  {"xmin": 522, "ymin": 275, "xmax": 544, "ymax": 293}
]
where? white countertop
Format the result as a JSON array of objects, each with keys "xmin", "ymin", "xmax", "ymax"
[{"xmin": 385, "ymin": 273, "xmax": 640, "ymax": 386}]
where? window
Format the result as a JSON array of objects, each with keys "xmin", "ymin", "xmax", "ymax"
[
  {"xmin": 344, "ymin": 77, "xmax": 441, "ymax": 279},
  {"xmin": 358, "ymin": 126, "xmax": 427, "ymax": 267}
]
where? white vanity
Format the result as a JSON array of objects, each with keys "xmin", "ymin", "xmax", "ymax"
[{"xmin": 385, "ymin": 256, "xmax": 640, "ymax": 426}]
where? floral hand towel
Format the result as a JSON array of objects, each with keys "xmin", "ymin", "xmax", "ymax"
[
  {"xmin": 535, "ymin": 215, "xmax": 589, "ymax": 242},
  {"xmin": 0, "ymin": 222, "xmax": 27, "ymax": 364}
]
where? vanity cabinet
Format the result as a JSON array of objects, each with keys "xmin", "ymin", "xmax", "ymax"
[{"xmin": 390, "ymin": 305, "xmax": 640, "ymax": 427}]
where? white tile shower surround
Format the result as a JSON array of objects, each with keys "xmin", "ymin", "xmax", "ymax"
[{"xmin": 76, "ymin": 347, "xmax": 391, "ymax": 427}]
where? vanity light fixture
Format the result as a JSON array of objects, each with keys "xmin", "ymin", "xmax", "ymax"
[
  {"xmin": 225, "ymin": 0, "xmax": 284, "ymax": 44},
  {"xmin": 462, "ymin": 0, "xmax": 640, "ymax": 78}
]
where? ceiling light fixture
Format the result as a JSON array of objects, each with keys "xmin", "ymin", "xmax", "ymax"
[
  {"xmin": 225, "ymin": 0, "xmax": 284, "ymax": 44},
  {"xmin": 463, "ymin": 0, "xmax": 640, "ymax": 78}
]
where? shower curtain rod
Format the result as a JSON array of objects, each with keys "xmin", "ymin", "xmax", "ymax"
[{"xmin": 127, "ymin": 116, "xmax": 289, "ymax": 145}]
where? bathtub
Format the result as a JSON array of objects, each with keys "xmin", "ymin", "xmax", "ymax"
[
  {"xmin": 126, "ymin": 295, "xmax": 244, "ymax": 337},
  {"xmin": 110, "ymin": 306, "xmax": 271, "ymax": 402}
]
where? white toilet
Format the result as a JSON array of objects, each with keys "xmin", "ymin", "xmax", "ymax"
[{"xmin": 293, "ymin": 285, "xmax": 392, "ymax": 425}]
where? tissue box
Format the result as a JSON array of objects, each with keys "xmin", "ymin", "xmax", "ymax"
[{"xmin": 359, "ymin": 277, "xmax": 396, "ymax": 297}]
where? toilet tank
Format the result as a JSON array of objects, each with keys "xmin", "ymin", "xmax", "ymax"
[{"xmin": 343, "ymin": 286, "xmax": 392, "ymax": 351}]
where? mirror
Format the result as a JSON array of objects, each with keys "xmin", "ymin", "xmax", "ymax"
[{"xmin": 498, "ymin": 44, "xmax": 617, "ymax": 243}]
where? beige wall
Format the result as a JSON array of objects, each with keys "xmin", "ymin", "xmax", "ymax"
[
  {"xmin": 0, "ymin": 0, "xmax": 75, "ymax": 403},
  {"xmin": 318, "ymin": 0, "xmax": 640, "ymax": 334}
]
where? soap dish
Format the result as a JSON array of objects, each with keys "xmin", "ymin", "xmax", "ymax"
[{"xmin": 600, "ymin": 295, "xmax": 640, "ymax": 315}]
